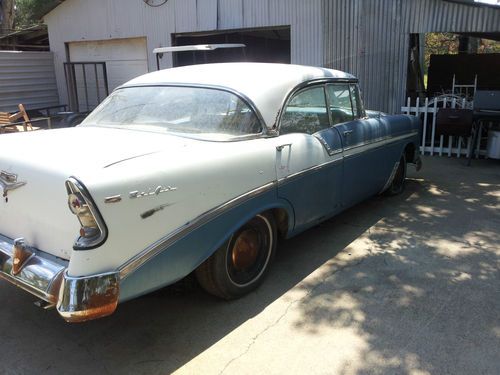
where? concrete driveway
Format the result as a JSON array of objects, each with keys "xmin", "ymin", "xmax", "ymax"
[{"xmin": 0, "ymin": 156, "xmax": 499, "ymax": 375}]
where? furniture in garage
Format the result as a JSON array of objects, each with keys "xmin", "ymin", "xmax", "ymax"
[
  {"xmin": 0, "ymin": 104, "xmax": 51, "ymax": 134},
  {"xmin": 435, "ymin": 107, "xmax": 475, "ymax": 165}
]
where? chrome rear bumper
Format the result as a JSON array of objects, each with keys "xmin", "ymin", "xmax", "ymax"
[
  {"xmin": 0, "ymin": 234, "xmax": 66, "ymax": 305},
  {"xmin": 0, "ymin": 234, "xmax": 119, "ymax": 322}
]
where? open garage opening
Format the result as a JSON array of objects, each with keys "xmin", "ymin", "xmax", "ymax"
[
  {"xmin": 406, "ymin": 32, "xmax": 500, "ymax": 102},
  {"xmin": 170, "ymin": 26, "xmax": 291, "ymax": 67}
]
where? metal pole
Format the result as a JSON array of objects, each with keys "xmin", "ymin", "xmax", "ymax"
[
  {"xmin": 102, "ymin": 63, "xmax": 110, "ymax": 97},
  {"xmin": 82, "ymin": 64, "xmax": 90, "ymax": 112},
  {"xmin": 94, "ymin": 63, "xmax": 101, "ymax": 104}
]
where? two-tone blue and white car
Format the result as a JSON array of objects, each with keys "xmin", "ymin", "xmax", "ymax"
[{"xmin": 0, "ymin": 63, "xmax": 421, "ymax": 322}]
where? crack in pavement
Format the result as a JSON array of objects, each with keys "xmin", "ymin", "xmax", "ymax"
[{"xmin": 218, "ymin": 242, "xmax": 372, "ymax": 375}]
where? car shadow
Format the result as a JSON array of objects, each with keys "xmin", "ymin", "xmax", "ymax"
[
  {"xmin": 1, "ymin": 158, "xmax": 498, "ymax": 375},
  {"xmin": 288, "ymin": 159, "xmax": 500, "ymax": 374}
]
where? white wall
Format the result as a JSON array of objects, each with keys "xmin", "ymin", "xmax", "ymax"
[{"xmin": 44, "ymin": 0, "xmax": 324, "ymax": 106}]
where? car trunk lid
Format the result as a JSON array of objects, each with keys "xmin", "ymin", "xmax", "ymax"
[{"xmin": 0, "ymin": 126, "xmax": 176, "ymax": 260}]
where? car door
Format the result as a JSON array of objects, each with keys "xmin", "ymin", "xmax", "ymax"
[
  {"xmin": 276, "ymin": 84, "xmax": 343, "ymax": 232},
  {"xmin": 326, "ymin": 83, "xmax": 387, "ymax": 208}
]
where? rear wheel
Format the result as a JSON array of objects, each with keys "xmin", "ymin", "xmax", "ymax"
[
  {"xmin": 195, "ymin": 213, "xmax": 277, "ymax": 299},
  {"xmin": 385, "ymin": 154, "xmax": 407, "ymax": 196}
]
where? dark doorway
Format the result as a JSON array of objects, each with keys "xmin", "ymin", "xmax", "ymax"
[{"xmin": 171, "ymin": 26, "xmax": 291, "ymax": 67}]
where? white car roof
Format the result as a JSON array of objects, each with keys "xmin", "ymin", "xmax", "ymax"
[{"xmin": 123, "ymin": 63, "xmax": 356, "ymax": 128}]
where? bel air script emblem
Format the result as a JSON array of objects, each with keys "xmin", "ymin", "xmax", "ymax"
[
  {"xmin": 0, "ymin": 170, "xmax": 27, "ymax": 199},
  {"xmin": 129, "ymin": 185, "xmax": 177, "ymax": 199}
]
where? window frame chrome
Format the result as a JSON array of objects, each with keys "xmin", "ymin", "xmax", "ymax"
[
  {"xmin": 278, "ymin": 84, "xmax": 331, "ymax": 136},
  {"xmin": 275, "ymin": 78, "xmax": 359, "ymax": 135},
  {"xmin": 85, "ymin": 83, "xmax": 270, "ymax": 141}
]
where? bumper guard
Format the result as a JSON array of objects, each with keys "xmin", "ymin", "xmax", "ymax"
[{"xmin": 0, "ymin": 234, "xmax": 119, "ymax": 322}]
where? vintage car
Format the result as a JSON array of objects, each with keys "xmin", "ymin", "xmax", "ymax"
[{"xmin": 0, "ymin": 63, "xmax": 421, "ymax": 322}]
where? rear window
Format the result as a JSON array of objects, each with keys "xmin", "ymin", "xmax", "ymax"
[{"xmin": 82, "ymin": 86, "xmax": 262, "ymax": 139}]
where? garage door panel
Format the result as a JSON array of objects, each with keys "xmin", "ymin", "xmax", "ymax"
[
  {"xmin": 106, "ymin": 60, "xmax": 149, "ymax": 89},
  {"xmin": 69, "ymin": 38, "xmax": 148, "ymax": 62},
  {"xmin": 68, "ymin": 37, "xmax": 148, "ymax": 111}
]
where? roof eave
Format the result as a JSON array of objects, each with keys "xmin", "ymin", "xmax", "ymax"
[{"xmin": 40, "ymin": 1, "xmax": 66, "ymax": 19}]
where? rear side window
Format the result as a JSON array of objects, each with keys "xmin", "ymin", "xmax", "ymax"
[
  {"xmin": 280, "ymin": 86, "xmax": 329, "ymax": 135},
  {"xmin": 326, "ymin": 84, "xmax": 354, "ymax": 125}
]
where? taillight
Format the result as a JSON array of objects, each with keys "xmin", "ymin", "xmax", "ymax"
[{"xmin": 65, "ymin": 177, "xmax": 108, "ymax": 250}]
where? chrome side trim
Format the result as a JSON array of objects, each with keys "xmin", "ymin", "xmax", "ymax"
[
  {"xmin": 117, "ymin": 131, "xmax": 418, "ymax": 279},
  {"xmin": 342, "ymin": 132, "xmax": 418, "ymax": 159},
  {"xmin": 313, "ymin": 134, "xmax": 343, "ymax": 156},
  {"xmin": 111, "ymin": 83, "xmax": 270, "ymax": 136},
  {"xmin": 118, "ymin": 181, "xmax": 278, "ymax": 279},
  {"xmin": 277, "ymin": 131, "xmax": 417, "ymax": 185},
  {"xmin": 379, "ymin": 161, "xmax": 401, "ymax": 194},
  {"xmin": 278, "ymin": 155, "xmax": 343, "ymax": 185},
  {"xmin": 276, "ymin": 78, "xmax": 358, "ymax": 131},
  {"xmin": 104, "ymin": 195, "xmax": 122, "ymax": 204}
]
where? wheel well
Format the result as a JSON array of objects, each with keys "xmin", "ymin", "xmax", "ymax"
[
  {"xmin": 405, "ymin": 142, "xmax": 416, "ymax": 163},
  {"xmin": 269, "ymin": 208, "xmax": 289, "ymax": 238}
]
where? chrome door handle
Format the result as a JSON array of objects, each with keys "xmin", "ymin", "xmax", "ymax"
[
  {"xmin": 343, "ymin": 130, "xmax": 353, "ymax": 137},
  {"xmin": 276, "ymin": 143, "xmax": 292, "ymax": 151}
]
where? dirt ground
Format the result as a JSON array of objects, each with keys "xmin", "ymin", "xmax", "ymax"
[{"xmin": 0, "ymin": 156, "xmax": 499, "ymax": 375}]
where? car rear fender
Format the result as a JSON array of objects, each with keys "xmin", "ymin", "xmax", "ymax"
[{"xmin": 118, "ymin": 195, "xmax": 295, "ymax": 301}]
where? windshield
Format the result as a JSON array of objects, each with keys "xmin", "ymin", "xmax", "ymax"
[{"xmin": 81, "ymin": 86, "xmax": 263, "ymax": 138}]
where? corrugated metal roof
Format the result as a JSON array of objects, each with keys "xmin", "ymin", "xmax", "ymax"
[
  {"xmin": 44, "ymin": 0, "xmax": 325, "ymax": 105},
  {"xmin": 43, "ymin": 0, "xmax": 500, "ymax": 113},
  {"xmin": 40, "ymin": 1, "xmax": 66, "ymax": 18},
  {"xmin": 324, "ymin": 0, "xmax": 500, "ymax": 113}
]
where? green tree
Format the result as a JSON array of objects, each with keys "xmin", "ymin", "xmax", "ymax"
[
  {"xmin": 425, "ymin": 33, "xmax": 460, "ymax": 71},
  {"xmin": 1, "ymin": 0, "xmax": 15, "ymax": 34},
  {"xmin": 15, "ymin": 0, "xmax": 60, "ymax": 29}
]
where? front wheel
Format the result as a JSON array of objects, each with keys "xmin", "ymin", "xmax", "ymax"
[
  {"xmin": 385, "ymin": 154, "xmax": 407, "ymax": 196},
  {"xmin": 195, "ymin": 213, "xmax": 277, "ymax": 299}
]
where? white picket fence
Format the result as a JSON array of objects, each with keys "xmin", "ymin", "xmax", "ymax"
[{"xmin": 401, "ymin": 96, "xmax": 489, "ymax": 158}]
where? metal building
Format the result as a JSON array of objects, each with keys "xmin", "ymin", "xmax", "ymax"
[
  {"xmin": 43, "ymin": 0, "xmax": 500, "ymax": 114},
  {"xmin": 0, "ymin": 51, "xmax": 59, "ymax": 112}
]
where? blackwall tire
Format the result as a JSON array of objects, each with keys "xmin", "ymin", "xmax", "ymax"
[{"xmin": 195, "ymin": 213, "xmax": 277, "ymax": 299}]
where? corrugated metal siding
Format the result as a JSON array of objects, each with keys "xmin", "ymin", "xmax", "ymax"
[
  {"xmin": 197, "ymin": 0, "xmax": 218, "ymax": 31},
  {"xmin": 243, "ymin": 0, "xmax": 270, "ymax": 28},
  {"xmin": 44, "ymin": 0, "xmax": 324, "ymax": 105},
  {"xmin": 0, "ymin": 51, "xmax": 60, "ymax": 113},
  {"xmin": 324, "ymin": 0, "xmax": 407, "ymax": 114},
  {"xmin": 44, "ymin": 0, "xmax": 499, "ymax": 113},
  {"xmin": 324, "ymin": 0, "xmax": 500, "ymax": 114},
  {"xmin": 404, "ymin": 0, "xmax": 500, "ymax": 33}
]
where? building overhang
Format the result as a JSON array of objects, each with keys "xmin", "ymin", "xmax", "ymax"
[{"xmin": 444, "ymin": 0, "xmax": 500, "ymax": 9}]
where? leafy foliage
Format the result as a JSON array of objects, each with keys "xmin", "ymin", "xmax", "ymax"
[
  {"xmin": 425, "ymin": 33, "xmax": 460, "ymax": 70},
  {"xmin": 425, "ymin": 32, "xmax": 500, "ymax": 73},
  {"xmin": 15, "ymin": 0, "xmax": 60, "ymax": 28},
  {"xmin": 478, "ymin": 38, "xmax": 500, "ymax": 53}
]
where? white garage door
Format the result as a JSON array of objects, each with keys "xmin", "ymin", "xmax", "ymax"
[{"xmin": 68, "ymin": 37, "xmax": 148, "ymax": 111}]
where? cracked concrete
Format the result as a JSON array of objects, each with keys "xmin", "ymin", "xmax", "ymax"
[
  {"xmin": 218, "ymin": 246, "xmax": 370, "ymax": 375},
  {"xmin": 0, "ymin": 156, "xmax": 499, "ymax": 375}
]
